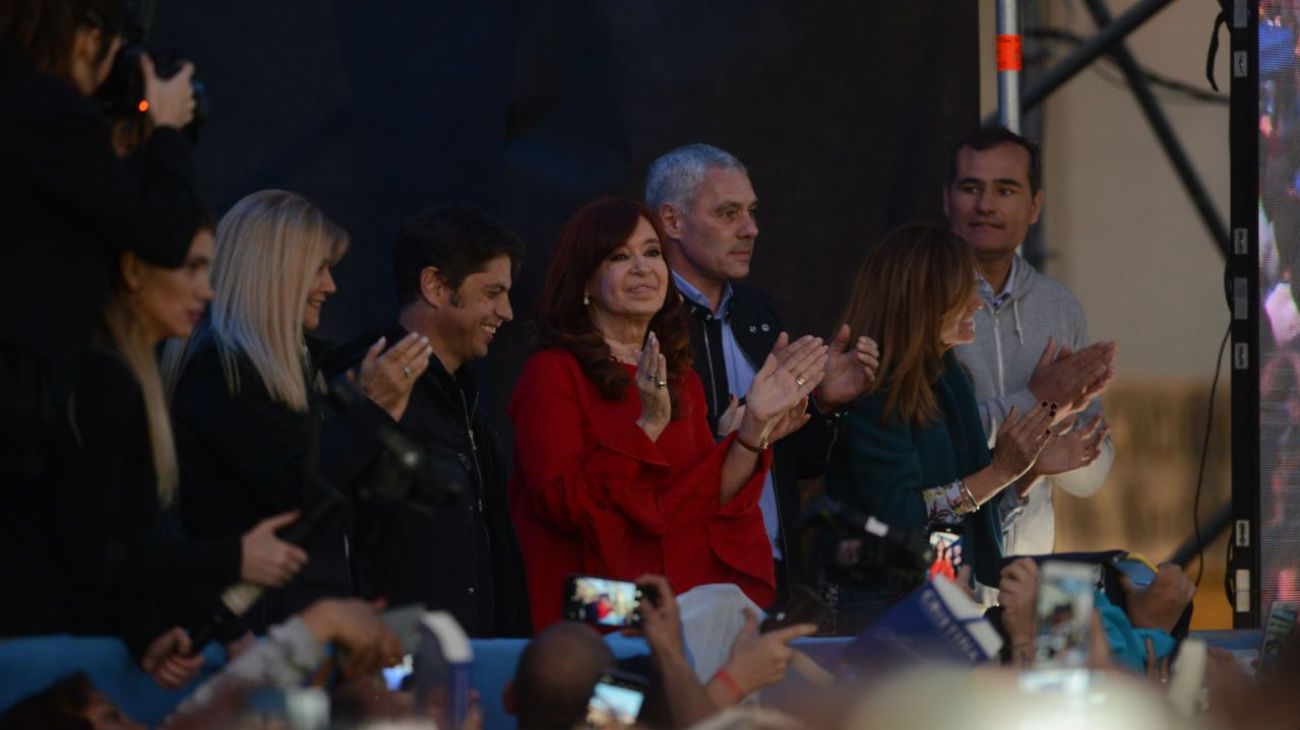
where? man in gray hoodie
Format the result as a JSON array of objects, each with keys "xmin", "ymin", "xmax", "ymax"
[{"xmin": 945, "ymin": 126, "xmax": 1117, "ymax": 558}]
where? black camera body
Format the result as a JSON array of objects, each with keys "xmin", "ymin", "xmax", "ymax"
[
  {"xmin": 801, "ymin": 497, "xmax": 935, "ymax": 593},
  {"xmin": 94, "ymin": 0, "xmax": 208, "ymax": 137}
]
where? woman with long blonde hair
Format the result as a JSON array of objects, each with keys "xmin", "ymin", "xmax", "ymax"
[
  {"xmin": 822, "ymin": 223, "xmax": 1055, "ymax": 633},
  {"xmin": 167, "ymin": 190, "xmax": 429, "ymax": 635}
]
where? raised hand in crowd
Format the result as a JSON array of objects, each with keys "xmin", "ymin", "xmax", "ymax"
[
  {"xmin": 299, "ymin": 598, "xmax": 404, "ymax": 677},
  {"xmin": 1026, "ymin": 337, "xmax": 1117, "ymax": 422},
  {"xmin": 739, "ymin": 333, "xmax": 827, "ymax": 447},
  {"xmin": 346, "ymin": 332, "xmax": 434, "ymax": 422},
  {"xmin": 997, "ymin": 558, "xmax": 1039, "ymax": 668},
  {"xmin": 811, "ymin": 324, "xmax": 880, "ymax": 410},
  {"xmin": 143, "ymin": 627, "xmax": 205, "ymax": 690},
  {"xmin": 635, "ymin": 330, "xmax": 672, "ymax": 441},
  {"xmin": 140, "ymin": 54, "xmax": 197, "ymax": 130},
  {"xmin": 239, "ymin": 511, "xmax": 309, "ymax": 587},
  {"xmin": 632, "ymin": 574, "xmax": 722, "ymax": 728},
  {"xmin": 709, "ymin": 609, "xmax": 817, "ymax": 707},
  {"xmin": 1121, "ymin": 563, "xmax": 1195, "ymax": 633}
]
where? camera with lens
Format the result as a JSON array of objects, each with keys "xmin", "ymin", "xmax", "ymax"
[
  {"xmin": 93, "ymin": 0, "xmax": 209, "ymax": 139},
  {"xmin": 801, "ymin": 497, "xmax": 935, "ymax": 594}
]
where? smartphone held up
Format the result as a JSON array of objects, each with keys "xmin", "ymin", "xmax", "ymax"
[{"xmin": 564, "ymin": 575, "xmax": 657, "ymax": 628}]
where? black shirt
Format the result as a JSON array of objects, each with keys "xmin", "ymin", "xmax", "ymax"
[{"xmin": 328, "ymin": 324, "xmax": 531, "ymax": 637}]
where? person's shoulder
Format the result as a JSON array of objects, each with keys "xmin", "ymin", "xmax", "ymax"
[
  {"xmin": 1018, "ymin": 260, "xmax": 1085, "ymax": 312},
  {"xmin": 731, "ymin": 282, "xmax": 782, "ymax": 313},
  {"xmin": 520, "ymin": 347, "xmax": 580, "ymax": 377},
  {"xmin": 78, "ymin": 341, "xmax": 143, "ymax": 406},
  {"xmin": 0, "ymin": 46, "xmax": 104, "ymax": 132}
]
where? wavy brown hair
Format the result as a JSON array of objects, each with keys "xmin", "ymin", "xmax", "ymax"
[
  {"xmin": 1, "ymin": 0, "xmax": 123, "ymax": 77},
  {"xmin": 838, "ymin": 223, "xmax": 977, "ymax": 426},
  {"xmin": 536, "ymin": 198, "xmax": 693, "ymax": 418}
]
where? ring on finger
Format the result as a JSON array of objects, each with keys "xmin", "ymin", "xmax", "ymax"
[
  {"xmin": 401, "ymin": 365, "xmax": 413, "ymax": 379},
  {"xmin": 655, "ymin": 379, "xmax": 668, "ymax": 389},
  {"xmin": 794, "ymin": 375, "xmax": 808, "ymax": 387}
]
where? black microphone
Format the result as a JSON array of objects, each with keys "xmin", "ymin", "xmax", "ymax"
[
  {"xmin": 799, "ymin": 496, "xmax": 902, "ymax": 544},
  {"xmin": 186, "ymin": 490, "xmax": 342, "ymax": 653},
  {"xmin": 325, "ymin": 381, "xmax": 422, "ymax": 473}
]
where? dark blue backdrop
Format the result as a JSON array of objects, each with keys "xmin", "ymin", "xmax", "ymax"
[{"xmin": 152, "ymin": 0, "xmax": 979, "ymax": 429}]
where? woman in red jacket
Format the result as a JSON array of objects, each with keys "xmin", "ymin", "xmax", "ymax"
[{"xmin": 510, "ymin": 198, "xmax": 826, "ymax": 629}]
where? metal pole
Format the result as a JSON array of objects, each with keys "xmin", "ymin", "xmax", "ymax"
[
  {"xmin": 997, "ymin": 0, "xmax": 1021, "ymax": 132},
  {"xmin": 1167, "ymin": 504, "xmax": 1232, "ymax": 569},
  {"xmin": 1082, "ymin": 0, "xmax": 1230, "ymax": 257},
  {"xmin": 982, "ymin": 0, "xmax": 1178, "ymax": 127}
]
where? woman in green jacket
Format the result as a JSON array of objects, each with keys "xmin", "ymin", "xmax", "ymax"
[{"xmin": 823, "ymin": 223, "xmax": 1056, "ymax": 633}]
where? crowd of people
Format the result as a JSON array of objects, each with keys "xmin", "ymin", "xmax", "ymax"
[{"xmin": 0, "ymin": 1, "xmax": 1284, "ymax": 729}]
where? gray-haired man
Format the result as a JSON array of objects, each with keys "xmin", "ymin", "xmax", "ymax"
[{"xmin": 645, "ymin": 144, "xmax": 879, "ymax": 605}]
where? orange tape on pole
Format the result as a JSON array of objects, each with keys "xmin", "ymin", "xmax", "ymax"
[{"xmin": 997, "ymin": 34, "xmax": 1022, "ymax": 72}]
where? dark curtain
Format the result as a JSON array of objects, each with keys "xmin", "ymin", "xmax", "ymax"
[{"xmin": 153, "ymin": 0, "xmax": 979, "ymax": 439}]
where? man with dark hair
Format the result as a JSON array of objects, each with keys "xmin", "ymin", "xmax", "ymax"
[
  {"xmin": 505, "ymin": 622, "xmax": 616, "ymax": 730},
  {"xmin": 945, "ymin": 126, "xmax": 1116, "ymax": 558},
  {"xmin": 330, "ymin": 204, "xmax": 529, "ymax": 637},
  {"xmin": 645, "ymin": 144, "xmax": 879, "ymax": 606}
]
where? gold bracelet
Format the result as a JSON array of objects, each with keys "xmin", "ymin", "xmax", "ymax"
[{"xmin": 735, "ymin": 433, "xmax": 769, "ymax": 454}]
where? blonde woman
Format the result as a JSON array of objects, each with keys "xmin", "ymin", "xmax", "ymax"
[{"xmin": 167, "ymin": 190, "xmax": 430, "ymax": 635}]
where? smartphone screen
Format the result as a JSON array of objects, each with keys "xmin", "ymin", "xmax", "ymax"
[
  {"xmin": 564, "ymin": 575, "xmax": 645, "ymax": 627},
  {"xmin": 585, "ymin": 670, "xmax": 647, "ymax": 728},
  {"xmin": 1033, "ymin": 561, "xmax": 1096, "ymax": 668},
  {"xmin": 382, "ymin": 653, "xmax": 414, "ymax": 690},
  {"xmin": 928, "ymin": 530, "xmax": 963, "ymax": 581},
  {"xmin": 1261, "ymin": 601, "xmax": 1298, "ymax": 673}
]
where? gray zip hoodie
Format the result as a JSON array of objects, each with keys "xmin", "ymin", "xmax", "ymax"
[{"xmin": 953, "ymin": 255, "xmax": 1114, "ymax": 557}]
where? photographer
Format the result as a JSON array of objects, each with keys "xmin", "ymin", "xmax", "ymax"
[{"xmin": 0, "ymin": 0, "xmax": 198, "ymax": 636}]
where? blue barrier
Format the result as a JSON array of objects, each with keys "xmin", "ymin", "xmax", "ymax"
[{"xmin": 0, "ymin": 630, "xmax": 1262, "ymax": 728}]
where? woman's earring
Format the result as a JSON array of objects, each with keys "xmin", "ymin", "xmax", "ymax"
[{"xmin": 583, "ymin": 293, "xmax": 590, "ymax": 306}]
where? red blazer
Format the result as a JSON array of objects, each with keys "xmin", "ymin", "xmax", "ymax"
[{"xmin": 509, "ymin": 348, "xmax": 775, "ymax": 630}]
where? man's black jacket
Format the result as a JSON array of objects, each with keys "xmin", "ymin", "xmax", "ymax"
[
  {"xmin": 681, "ymin": 283, "xmax": 841, "ymax": 603},
  {"xmin": 326, "ymin": 325, "xmax": 531, "ymax": 638}
]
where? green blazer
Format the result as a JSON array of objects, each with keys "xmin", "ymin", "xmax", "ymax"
[{"xmin": 825, "ymin": 351, "xmax": 1004, "ymax": 588}]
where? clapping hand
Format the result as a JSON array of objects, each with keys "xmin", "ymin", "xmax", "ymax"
[
  {"xmin": 989, "ymin": 401, "xmax": 1056, "ymax": 482},
  {"xmin": 348, "ymin": 332, "xmax": 433, "ymax": 422},
  {"xmin": 635, "ymin": 331, "xmax": 671, "ymax": 441},
  {"xmin": 813, "ymin": 324, "xmax": 880, "ymax": 410},
  {"xmin": 1032, "ymin": 414, "xmax": 1108, "ymax": 477},
  {"xmin": 717, "ymin": 394, "xmax": 745, "ymax": 438},
  {"xmin": 739, "ymin": 334, "xmax": 827, "ymax": 447},
  {"xmin": 1028, "ymin": 338, "xmax": 1116, "ymax": 423}
]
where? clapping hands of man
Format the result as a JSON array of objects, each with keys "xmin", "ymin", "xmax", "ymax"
[
  {"xmin": 809, "ymin": 324, "xmax": 880, "ymax": 410},
  {"xmin": 1028, "ymin": 337, "xmax": 1117, "ymax": 423},
  {"xmin": 717, "ymin": 328, "xmax": 879, "ymax": 441}
]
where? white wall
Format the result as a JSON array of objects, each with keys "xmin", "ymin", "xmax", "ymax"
[{"xmin": 980, "ymin": 0, "xmax": 1231, "ymax": 379}]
